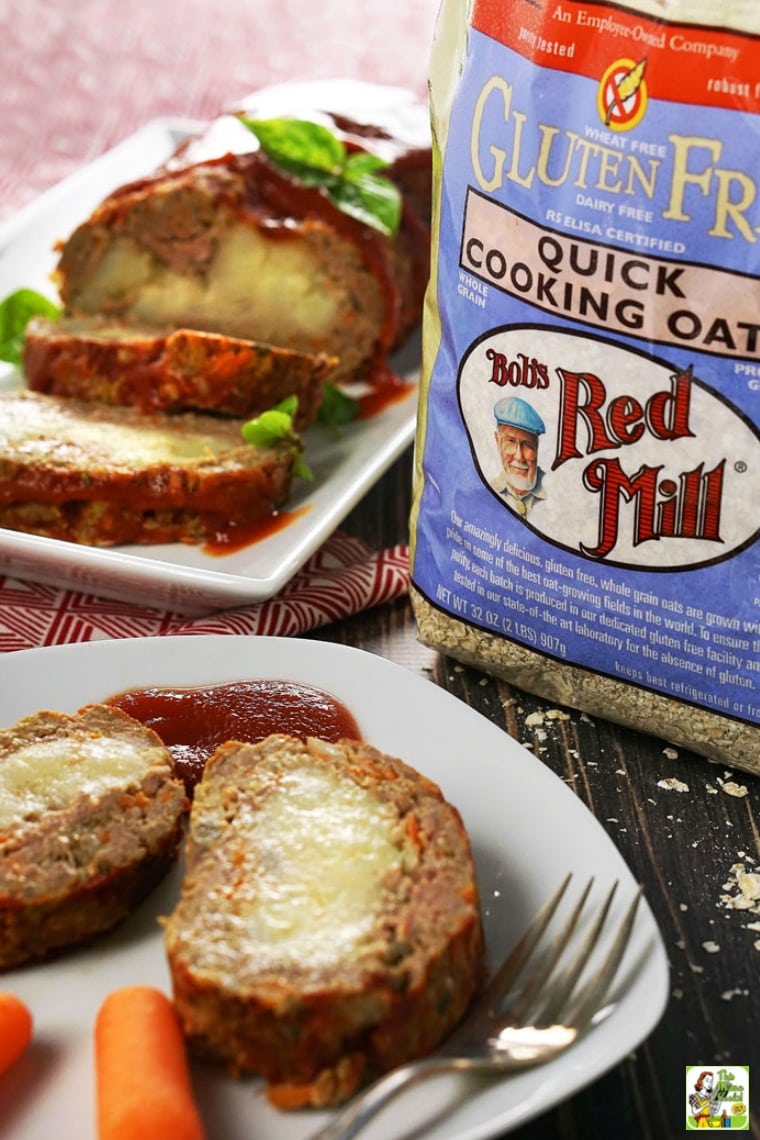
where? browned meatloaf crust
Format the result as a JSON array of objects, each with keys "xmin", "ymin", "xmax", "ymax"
[
  {"xmin": 164, "ymin": 733, "xmax": 485, "ymax": 1108},
  {"xmin": 0, "ymin": 390, "xmax": 300, "ymax": 546},
  {"xmin": 53, "ymin": 90, "xmax": 430, "ymax": 387},
  {"xmin": 0, "ymin": 704, "xmax": 187, "ymax": 970},
  {"xmin": 24, "ymin": 317, "xmax": 337, "ymax": 425}
]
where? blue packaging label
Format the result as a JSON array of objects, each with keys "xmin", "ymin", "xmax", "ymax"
[{"xmin": 412, "ymin": 0, "xmax": 760, "ymax": 726}]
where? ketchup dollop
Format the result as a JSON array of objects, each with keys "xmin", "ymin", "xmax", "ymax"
[{"xmin": 108, "ymin": 679, "xmax": 360, "ymax": 793}]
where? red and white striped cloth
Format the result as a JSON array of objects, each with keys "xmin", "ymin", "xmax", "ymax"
[{"xmin": 0, "ymin": 533, "xmax": 409, "ymax": 652}]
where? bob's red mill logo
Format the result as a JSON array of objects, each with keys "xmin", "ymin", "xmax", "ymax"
[
  {"xmin": 458, "ymin": 327, "xmax": 760, "ymax": 570},
  {"xmin": 548, "ymin": 362, "xmax": 720, "ymax": 558}
]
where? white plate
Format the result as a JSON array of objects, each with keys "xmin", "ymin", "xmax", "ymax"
[
  {"xmin": 0, "ymin": 118, "xmax": 420, "ymax": 616},
  {"xmin": 0, "ymin": 636, "xmax": 669, "ymax": 1140}
]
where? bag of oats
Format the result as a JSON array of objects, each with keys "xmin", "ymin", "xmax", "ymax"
[{"xmin": 410, "ymin": 0, "xmax": 760, "ymax": 774}]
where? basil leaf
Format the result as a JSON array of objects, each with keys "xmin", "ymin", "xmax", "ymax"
[
  {"xmin": 241, "ymin": 396, "xmax": 313, "ymax": 481},
  {"xmin": 293, "ymin": 455, "xmax": 315, "ymax": 482},
  {"xmin": 238, "ymin": 115, "xmax": 402, "ymax": 236},
  {"xmin": 343, "ymin": 152, "xmax": 391, "ymax": 179},
  {"xmin": 330, "ymin": 173, "xmax": 402, "ymax": 236},
  {"xmin": 242, "ymin": 408, "xmax": 295, "ymax": 447},
  {"xmin": 317, "ymin": 382, "xmax": 359, "ymax": 428},
  {"xmin": 0, "ymin": 289, "xmax": 61, "ymax": 365},
  {"xmin": 260, "ymin": 162, "xmax": 340, "ymax": 195},
  {"xmin": 240, "ymin": 117, "xmax": 345, "ymax": 175}
]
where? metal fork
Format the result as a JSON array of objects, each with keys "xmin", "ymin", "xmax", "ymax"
[{"xmin": 310, "ymin": 874, "xmax": 642, "ymax": 1140}]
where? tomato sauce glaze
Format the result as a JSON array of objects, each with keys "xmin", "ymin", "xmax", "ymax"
[{"xmin": 108, "ymin": 679, "xmax": 360, "ymax": 793}]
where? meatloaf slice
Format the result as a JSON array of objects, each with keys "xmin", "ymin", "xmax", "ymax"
[
  {"xmin": 53, "ymin": 82, "xmax": 431, "ymax": 387},
  {"xmin": 23, "ymin": 316, "xmax": 337, "ymax": 425},
  {"xmin": 0, "ymin": 704, "xmax": 187, "ymax": 970},
  {"xmin": 164, "ymin": 734, "xmax": 485, "ymax": 1108},
  {"xmin": 54, "ymin": 154, "xmax": 418, "ymax": 387},
  {"xmin": 0, "ymin": 390, "xmax": 300, "ymax": 546}
]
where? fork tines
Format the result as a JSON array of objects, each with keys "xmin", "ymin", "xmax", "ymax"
[{"xmin": 487, "ymin": 874, "xmax": 642, "ymax": 1034}]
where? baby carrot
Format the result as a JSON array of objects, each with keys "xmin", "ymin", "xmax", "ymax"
[
  {"xmin": 95, "ymin": 985, "xmax": 205, "ymax": 1140},
  {"xmin": 0, "ymin": 992, "xmax": 33, "ymax": 1074}
]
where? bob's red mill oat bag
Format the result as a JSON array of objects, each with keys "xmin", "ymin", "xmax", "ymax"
[{"xmin": 409, "ymin": 0, "xmax": 760, "ymax": 775}]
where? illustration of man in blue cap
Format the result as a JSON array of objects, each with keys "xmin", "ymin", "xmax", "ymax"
[{"xmin": 490, "ymin": 395, "xmax": 547, "ymax": 517}]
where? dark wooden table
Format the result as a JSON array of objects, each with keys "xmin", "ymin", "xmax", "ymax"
[{"xmin": 326, "ymin": 445, "xmax": 760, "ymax": 1140}]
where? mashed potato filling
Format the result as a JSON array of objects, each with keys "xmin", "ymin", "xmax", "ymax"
[
  {"xmin": 73, "ymin": 225, "xmax": 346, "ymax": 348},
  {"xmin": 199, "ymin": 765, "xmax": 402, "ymax": 976},
  {"xmin": 2, "ymin": 397, "xmax": 234, "ymax": 466},
  {"xmin": 0, "ymin": 736, "xmax": 163, "ymax": 827}
]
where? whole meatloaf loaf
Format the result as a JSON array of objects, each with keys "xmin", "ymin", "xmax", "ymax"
[
  {"xmin": 23, "ymin": 316, "xmax": 337, "ymax": 424},
  {"xmin": 0, "ymin": 389, "xmax": 300, "ymax": 546},
  {"xmin": 0, "ymin": 704, "xmax": 186, "ymax": 970},
  {"xmin": 164, "ymin": 733, "xmax": 485, "ymax": 1109},
  {"xmin": 52, "ymin": 81, "xmax": 431, "ymax": 387}
]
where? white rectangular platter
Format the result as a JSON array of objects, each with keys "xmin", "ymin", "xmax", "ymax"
[{"xmin": 0, "ymin": 119, "xmax": 419, "ymax": 614}]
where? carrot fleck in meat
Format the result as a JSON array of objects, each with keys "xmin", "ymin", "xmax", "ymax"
[
  {"xmin": 0, "ymin": 992, "xmax": 33, "ymax": 1075},
  {"xmin": 95, "ymin": 985, "xmax": 205, "ymax": 1140},
  {"xmin": 405, "ymin": 812, "xmax": 423, "ymax": 848},
  {"xmin": 267, "ymin": 1081, "xmax": 316, "ymax": 1110}
]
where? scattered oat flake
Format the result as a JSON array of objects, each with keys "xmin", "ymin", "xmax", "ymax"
[
  {"xmin": 718, "ymin": 864, "xmax": 760, "ymax": 917},
  {"xmin": 721, "ymin": 988, "xmax": 747, "ymax": 1000},
  {"xmin": 679, "ymin": 903, "xmax": 688, "ymax": 911},
  {"xmin": 663, "ymin": 746, "xmax": 679, "ymax": 759},
  {"xmin": 702, "ymin": 941, "xmax": 720, "ymax": 954},
  {"xmin": 722, "ymin": 781, "xmax": 748, "ymax": 798},
  {"xmin": 725, "ymin": 895, "xmax": 756, "ymax": 911},
  {"xmin": 657, "ymin": 777, "xmax": 690, "ymax": 792},
  {"xmin": 706, "ymin": 784, "xmax": 719, "ymax": 795},
  {"xmin": 738, "ymin": 873, "xmax": 760, "ymax": 900},
  {"xmin": 545, "ymin": 709, "xmax": 570, "ymax": 721}
]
